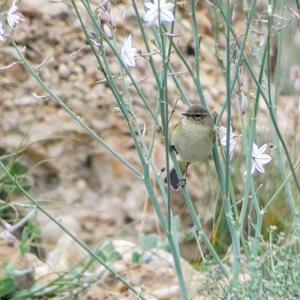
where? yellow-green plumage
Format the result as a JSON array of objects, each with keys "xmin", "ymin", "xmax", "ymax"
[
  {"xmin": 168, "ymin": 105, "xmax": 215, "ymax": 190},
  {"xmin": 172, "ymin": 117, "xmax": 215, "ymax": 163}
]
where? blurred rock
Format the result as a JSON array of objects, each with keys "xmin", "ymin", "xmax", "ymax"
[
  {"xmin": 58, "ymin": 63, "xmax": 71, "ymax": 79},
  {"xmin": 20, "ymin": 0, "xmax": 69, "ymax": 18},
  {"xmin": 47, "ymin": 234, "xmax": 86, "ymax": 272},
  {"xmin": 37, "ymin": 214, "xmax": 81, "ymax": 246},
  {"xmin": 93, "ymin": 239, "xmax": 205, "ymax": 299}
]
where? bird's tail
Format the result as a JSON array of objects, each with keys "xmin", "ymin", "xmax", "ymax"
[{"xmin": 165, "ymin": 161, "xmax": 188, "ymax": 190}]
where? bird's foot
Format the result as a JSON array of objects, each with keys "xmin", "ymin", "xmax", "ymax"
[
  {"xmin": 177, "ymin": 177, "xmax": 186, "ymax": 189},
  {"xmin": 169, "ymin": 145, "xmax": 178, "ymax": 154}
]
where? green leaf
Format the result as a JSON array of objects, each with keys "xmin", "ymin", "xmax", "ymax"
[
  {"xmin": 95, "ymin": 250, "xmax": 107, "ymax": 263},
  {"xmin": 0, "ymin": 277, "xmax": 16, "ymax": 297},
  {"xmin": 96, "ymin": 242, "xmax": 122, "ymax": 263},
  {"xmin": 138, "ymin": 234, "xmax": 159, "ymax": 250},
  {"xmin": 19, "ymin": 242, "xmax": 30, "ymax": 255},
  {"xmin": 132, "ymin": 251, "xmax": 142, "ymax": 265},
  {"xmin": 9, "ymin": 163, "xmax": 27, "ymax": 176},
  {"xmin": 107, "ymin": 249, "xmax": 122, "ymax": 262}
]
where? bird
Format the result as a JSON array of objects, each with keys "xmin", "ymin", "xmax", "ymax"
[{"xmin": 166, "ymin": 105, "xmax": 215, "ymax": 190}]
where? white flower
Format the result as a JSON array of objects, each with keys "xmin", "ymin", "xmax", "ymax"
[
  {"xmin": 7, "ymin": 3, "xmax": 23, "ymax": 29},
  {"xmin": 251, "ymin": 143, "xmax": 272, "ymax": 174},
  {"xmin": 144, "ymin": 0, "xmax": 174, "ymax": 27},
  {"xmin": 220, "ymin": 126, "xmax": 237, "ymax": 160},
  {"xmin": 121, "ymin": 35, "xmax": 137, "ymax": 68},
  {"xmin": 0, "ymin": 22, "xmax": 5, "ymax": 41}
]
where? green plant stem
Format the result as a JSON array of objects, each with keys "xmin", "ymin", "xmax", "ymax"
[
  {"xmin": 131, "ymin": 0, "xmax": 161, "ymax": 87},
  {"xmin": 75, "ymin": 2, "xmax": 189, "ymax": 297},
  {"xmin": 240, "ymin": 38, "xmax": 268, "ymax": 227},
  {"xmin": 267, "ymin": 1, "xmax": 297, "ymax": 215},
  {"xmin": 224, "ymin": 0, "xmax": 240, "ymax": 285},
  {"xmin": 250, "ymin": 177, "xmax": 263, "ymax": 258},
  {"xmin": 164, "ymin": 1, "xmax": 178, "ymax": 234},
  {"xmin": 191, "ymin": 0, "xmax": 206, "ymax": 105},
  {"xmin": 0, "ymin": 161, "xmax": 146, "ymax": 300},
  {"xmin": 81, "ymin": 0, "xmax": 156, "ymax": 121},
  {"xmin": 215, "ymin": 0, "xmax": 257, "ymax": 125},
  {"xmin": 143, "ymin": 170, "xmax": 189, "ymax": 299},
  {"xmin": 264, "ymin": 160, "xmax": 300, "ymax": 212},
  {"xmin": 12, "ymin": 42, "xmax": 142, "ymax": 180},
  {"xmin": 216, "ymin": 1, "xmax": 300, "ymax": 196},
  {"xmin": 170, "ymin": 150, "xmax": 228, "ymax": 276},
  {"xmin": 156, "ymin": 5, "xmax": 170, "ymax": 231}
]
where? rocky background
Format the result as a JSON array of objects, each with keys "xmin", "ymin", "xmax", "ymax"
[{"xmin": 0, "ymin": 0, "xmax": 300, "ymax": 299}]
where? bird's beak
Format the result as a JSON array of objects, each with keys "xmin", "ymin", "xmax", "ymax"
[{"xmin": 182, "ymin": 112, "xmax": 189, "ymax": 117}]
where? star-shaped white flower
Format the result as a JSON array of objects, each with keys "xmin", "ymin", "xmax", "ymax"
[
  {"xmin": 251, "ymin": 143, "xmax": 272, "ymax": 174},
  {"xmin": 144, "ymin": 0, "xmax": 174, "ymax": 27},
  {"xmin": 0, "ymin": 23, "xmax": 5, "ymax": 41},
  {"xmin": 220, "ymin": 126, "xmax": 237, "ymax": 160},
  {"xmin": 7, "ymin": 3, "xmax": 23, "ymax": 29},
  {"xmin": 121, "ymin": 35, "xmax": 137, "ymax": 68}
]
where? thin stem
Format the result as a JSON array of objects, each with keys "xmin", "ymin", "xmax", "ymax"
[
  {"xmin": 170, "ymin": 150, "xmax": 228, "ymax": 276},
  {"xmin": 0, "ymin": 160, "xmax": 146, "ymax": 300},
  {"xmin": 12, "ymin": 42, "xmax": 142, "ymax": 179},
  {"xmin": 240, "ymin": 38, "xmax": 268, "ymax": 227},
  {"xmin": 264, "ymin": 160, "xmax": 300, "ymax": 212},
  {"xmin": 81, "ymin": 0, "xmax": 156, "ymax": 121},
  {"xmin": 224, "ymin": 0, "xmax": 240, "ymax": 284},
  {"xmin": 216, "ymin": 1, "xmax": 300, "ymax": 195},
  {"xmin": 268, "ymin": 1, "xmax": 297, "ymax": 215},
  {"xmin": 191, "ymin": 0, "xmax": 206, "ymax": 105}
]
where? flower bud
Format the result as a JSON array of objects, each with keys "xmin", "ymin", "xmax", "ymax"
[
  {"xmin": 267, "ymin": 5, "xmax": 272, "ymax": 17},
  {"xmin": 103, "ymin": 23, "xmax": 112, "ymax": 38},
  {"xmin": 240, "ymin": 92, "xmax": 248, "ymax": 115},
  {"xmin": 109, "ymin": 11, "xmax": 116, "ymax": 28}
]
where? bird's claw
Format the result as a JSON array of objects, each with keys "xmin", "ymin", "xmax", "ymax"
[
  {"xmin": 178, "ymin": 177, "xmax": 186, "ymax": 188},
  {"xmin": 169, "ymin": 145, "xmax": 178, "ymax": 154}
]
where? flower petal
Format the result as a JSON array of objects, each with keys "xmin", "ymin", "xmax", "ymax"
[
  {"xmin": 161, "ymin": 9, "xmax": 174, "ymax": 23},
  {"xmin": 121, "ymin": 35, "xmax": 137, "ymax": 68},
  {"xmin": 144, "ymin": 10, "xmax": 158, "ymax": 26},
  {"xmin": 253, "ymin": 159, "xmax": 265, "ymax": 173},
  {"xmin": 256, "ymin": 144, "xmax": 268, "ymax": 156},
  {"xmin": 252, "ymin": 143, "xmax": 259, "ymax": 156},
  {"xmin": 145, "ymin": 2, "xmax": 155, "ymax": 9},
  {"xmin": 144, "ymin": 0, "xmax": 174, "ymax": 27},
  {"xmin": 8, "ymin": 4, "xmax": 18, "ymax": 15},
  {"xmin": 251, "ymin": 162, "xmax": 256, "ymax": 174},
  {"xmin": 256, "ymin": 154, "xmax": 272, "ymax": 165},
  {"xmin": 154, "ymin": 0, "xmax": 167, "ymax": 5},
  {"xmin": 163, "ymin": 3, "xmax": 174, "ymax": 10}
]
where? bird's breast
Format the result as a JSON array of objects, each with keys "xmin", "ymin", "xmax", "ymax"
[{"xmin": 172, "ymin": 120, "xmax": 214, "ymax": 163}]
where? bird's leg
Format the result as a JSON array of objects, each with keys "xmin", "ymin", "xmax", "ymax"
[
  {"xmin": 177, "ymin": 177, "xmax": 186, "ymax": 188},
  {"xmin": 178, "ymin": 162, "xmax": 190, "ymax": 189},
  {"xmin": 169, "ymin": 145, "xmax": 178, "ymax": 154}
]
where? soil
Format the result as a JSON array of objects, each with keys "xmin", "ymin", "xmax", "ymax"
[{"xmin": 0, "ymin": 0, "xmax": 299, "ymax": 299}]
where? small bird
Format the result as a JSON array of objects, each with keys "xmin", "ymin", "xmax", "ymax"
[{"xmin": 167, "ymin": 105, "xmax": 215, "ymax": 190}]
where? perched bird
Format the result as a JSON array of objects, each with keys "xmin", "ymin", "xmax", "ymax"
[{"xmin": 167, "ymin": 105, "xmax": 215, "ymax": 190}]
